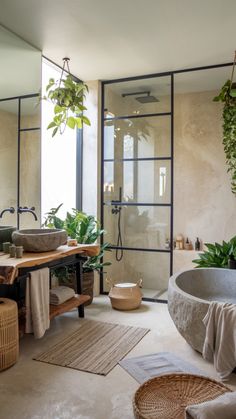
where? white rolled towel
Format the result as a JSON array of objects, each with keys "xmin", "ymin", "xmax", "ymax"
[
  {"xmin": 50, "ymin": 286, "xmax": 75, "ymax": 305},
  {"xmin": 185, "ymin": 391, "xmax": 236, "ymax": 419}
]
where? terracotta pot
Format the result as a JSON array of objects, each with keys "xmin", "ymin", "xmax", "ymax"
[{"xmin": 107, "ymin": 279, "xmax": 142, "ymax": 311}]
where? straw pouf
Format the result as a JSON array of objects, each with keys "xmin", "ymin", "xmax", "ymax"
[
  {"xmin": 133, "ymin": 373, "xmax": 231, "ymax": 419},
  {"xmin": 0, "ymin": 298, "xmax": 19, "ymax": 371}
]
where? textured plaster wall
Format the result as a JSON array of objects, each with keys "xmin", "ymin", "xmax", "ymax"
[
  {"xmin": 0, "ymin": 110, "xmax": 40, "ymax": 229},
  {"xmin": 0, "ymin": 109, "xmax": 18, "ymax": 226},
  {"xmin": 174, "ymin": 90, "xmax": 236, "ymax": 247}
]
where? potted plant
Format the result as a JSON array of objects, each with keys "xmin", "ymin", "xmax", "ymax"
[
  {"xmin": 43, "ymin": 204, "xmax": 111, "ymax": 303},
  {"xmin": 192, "ymin": 236, "xmax": 236, "ymax": 269},
  {"xmin": 43, "ymin": 58, "xmax": 90, "ymax": 137}
]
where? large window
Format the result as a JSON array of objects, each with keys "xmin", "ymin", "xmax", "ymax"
[{"xmin": 41, "ymin": 59, "xmax": 78, "ymax": 221}]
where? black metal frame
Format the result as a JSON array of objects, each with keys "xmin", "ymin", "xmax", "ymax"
[
  {"xmin": 100, "ymin": 61, "xmax": 233, "ymax": 303},
  {"xmin": 0, "ymin": 92, "xmax": 40, "ymax": 229}
]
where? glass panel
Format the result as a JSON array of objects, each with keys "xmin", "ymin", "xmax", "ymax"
[
  {"xmin": 104, "ymin": 160, "xmax": 171, "ymax": 204},
  {"xmin": 21, "ymin": 97, "xmax": 40, "ymax": 129},
  {"xmin": 0, "ymin": 99, "xmax": 18, "ymax": 226},
  {"xmin": 104, "ymin": 76, "xmax": 171, "ymax": 118},
  {"xmin": 104, "ymin": 205, "xmax": 170, "ymax": 250},
  {"xmin": 103, "ymin": 250, "xmax": 170, "ymax": 299},
  {"xmin": 19, "ymin": 130, "xmax": 41, "ymax": 228},
  {"xmin": 104, "ymin": 115, "xmax": 171, "ymax": 159}
]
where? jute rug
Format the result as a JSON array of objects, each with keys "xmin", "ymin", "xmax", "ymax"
[
  {"xmin": 34, "ymin": 319, "xmax": 149, "ymax": 375},
  {"xmin": 119, "ymin": 352, "xmax": 205, "ymax": 383}
]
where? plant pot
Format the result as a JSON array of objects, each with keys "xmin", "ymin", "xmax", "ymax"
[
  {"xmin": 82, "ymin": 270, "xmax": 94, "ymax": 306},
  {"xmin": 228, "ymin": 258, "xmax": 236, "ymax": 269}
]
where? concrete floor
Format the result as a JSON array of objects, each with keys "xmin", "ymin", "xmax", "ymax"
[{"xmin": 0, "ymin": 295, "xmax": 236, "ymax": 419}]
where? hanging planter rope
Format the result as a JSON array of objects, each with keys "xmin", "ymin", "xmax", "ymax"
[
  {"xmin": 43, "ymin": 57, "xmax": 90, "ymax": 137},
  {"xmin": 213, "ymin": 51, "xmax": 236, "ymax": 195}
]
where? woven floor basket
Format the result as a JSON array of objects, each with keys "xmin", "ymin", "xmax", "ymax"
[
  {"xmin": 133, "ymin": 373, "xmax": 231, "ymax": 419},
  {"xmin": 0, "ymin": 298, "xmax": 19, "ymax": 371}
]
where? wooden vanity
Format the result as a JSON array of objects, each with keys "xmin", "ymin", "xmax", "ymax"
[{"xmin": 0, "ymin": 244, "xmax": 100, "ymax": 320}]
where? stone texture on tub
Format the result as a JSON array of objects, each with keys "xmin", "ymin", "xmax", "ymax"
[{"xmin": 168, "ymin": 268, "xmax": 236, "ymax": 353}]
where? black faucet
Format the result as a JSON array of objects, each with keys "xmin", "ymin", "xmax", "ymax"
[
  {"xmin": 0, "ymin": 207, "xmax": 15, "ymax": 218},
  {"xmin": 18, "ymin": 206, "xmax": 38, "ymax": 221}
]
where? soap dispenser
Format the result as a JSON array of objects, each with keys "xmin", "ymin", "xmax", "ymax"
[{"xmin": 195, "ymin": 237, "xmax": 201, "ymax": 251}]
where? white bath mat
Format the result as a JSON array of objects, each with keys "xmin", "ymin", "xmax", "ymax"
[{"xmin": 119, "ymin": 352, "xmax": 205, "ymax": 383}]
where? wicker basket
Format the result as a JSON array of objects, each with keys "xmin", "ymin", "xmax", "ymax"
[
  {"xmin": 0, "ymin": 298, "xmax": 19, "ymax": 371},
  {"xmin": 133, "ymin": 373, "xmax": 231, "ymax": 419}
]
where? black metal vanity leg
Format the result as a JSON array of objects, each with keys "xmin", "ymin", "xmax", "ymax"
[{"xmin": 76, "ymin": 258, "xmax": 84, "ymax": 318}]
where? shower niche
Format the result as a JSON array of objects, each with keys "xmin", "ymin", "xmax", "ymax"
[{"xmin": 101, "ymin": 75, "xmax": 173, "ymax": 301}]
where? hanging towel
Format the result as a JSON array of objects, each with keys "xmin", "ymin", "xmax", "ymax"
[
  {"xmin": 202, "ymin": 301, "xmax": 236, "ymax": 380},
  {"xmin": 25, "ymin": 268, "xmax": 50, "ymax": 339},
  {"xmin": 185, "ymin": 391, "xmax": 236, "ymax": 419},
  {"xmin": 49, "ymin": 286, "xmax": 75, "ymax": 305}
]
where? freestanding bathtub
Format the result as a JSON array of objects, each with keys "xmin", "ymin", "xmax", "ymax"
[{"xmin": 168, "ymin": 268, "xmax": 236, "ymax": 353}]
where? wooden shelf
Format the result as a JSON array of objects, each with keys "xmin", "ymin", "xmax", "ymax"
[{"xmin": 49, "ymin": 294, "xmax": 90, "ymax": 320}]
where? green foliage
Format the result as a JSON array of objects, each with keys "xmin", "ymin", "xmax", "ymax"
[
  {"xmin": 192, "ymin": 236, "xmax": 236, "ymax": 268},
  {"xmin": 43, "ymin": 204, "xmax": 111, "ymax": 272},
  {"xmin": 213, "ymin": 80, "xmax": 236, "ymax": 194},
  {"xmin": 43, "ymin": 74, "xmax": 90, "ymax": 137}
]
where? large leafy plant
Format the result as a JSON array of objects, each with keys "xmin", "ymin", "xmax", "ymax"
[
  {"xmin": 43, "ymin": 74, "xmax": 90, "ymax": 137},
  {"xmin": 192, "ymin": 236, "xmax": 236, "ymax": 268},
  {"xmin": 213, "ymin": 79, "xmax": 236, "ymax": 194},
  {"xmin": 43, "ymin": 204, "xmax": 111, "ymax": 272}
]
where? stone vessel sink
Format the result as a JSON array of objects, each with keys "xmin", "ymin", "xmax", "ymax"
[
  {"xmin": 0, "ymin": 226, "xmax": 16, "ymax": 251},
  {"xmin": 12, "ymin": 229, "xmax": 68, "ymax": 252}
]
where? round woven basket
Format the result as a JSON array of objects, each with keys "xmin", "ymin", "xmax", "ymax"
[
  {"xmin": 0, "ymin": 298, "xmax": 19, "ymax": 371},
  {"xmin": 133, "ymin": 373, "xmax": 231, "ymax": 419}
]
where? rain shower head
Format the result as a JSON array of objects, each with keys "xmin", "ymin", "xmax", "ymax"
[{"xmin": 122, "ymin": 91, "xmax": 159, "ymax": 103}]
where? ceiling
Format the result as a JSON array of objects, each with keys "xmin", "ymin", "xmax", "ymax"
[{"xmin": 0, "ymin": 0, "xmax": 236, "ymax": 81}]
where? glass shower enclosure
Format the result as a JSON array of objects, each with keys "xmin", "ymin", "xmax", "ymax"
[{"xmin": 101, "ymin": 74, "xmax": 173, "ymax": 301}]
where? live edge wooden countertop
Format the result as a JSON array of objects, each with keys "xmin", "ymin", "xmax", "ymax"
[{"xmin": 0, "ymin": 244, "xmax": 100, "ymax": 285}]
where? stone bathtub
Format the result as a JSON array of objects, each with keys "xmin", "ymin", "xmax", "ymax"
[{"xmin": 168, "ymin": 268, "xmax": 236, "ymax": 353}]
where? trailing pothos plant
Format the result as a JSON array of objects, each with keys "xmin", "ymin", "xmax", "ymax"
[
  {"xmin": 43, "ymin": 71, "xmax": 90, "ymax": 137},
  {"xmin": 213, "ymin": 75, "xmax": 236, "ymax": 194}
]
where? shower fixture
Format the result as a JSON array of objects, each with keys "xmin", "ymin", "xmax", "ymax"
[
  {"xmin": 111, "ymin": 186, "xmax": 123, "ymax": 262},
  {"xmin": 122, "ymin": 91, "xmax": 159, "ymax": 103}
]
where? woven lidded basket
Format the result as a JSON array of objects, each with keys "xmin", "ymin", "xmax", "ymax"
[
  {"xmin": 0, "ymin": 298, "xmax": 19, "ymax": 371},
  {"xmin": 133, "ymin": 373, "xmax": 231, "ymax": 419}
]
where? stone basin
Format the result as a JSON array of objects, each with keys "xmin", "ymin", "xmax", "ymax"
[
  {"xmin": 12, "ymin": 229, "xmax": 68, "ymax": 252},
  {"xmin": 0, "ymin": 226, "xmax": 16, "ymax": 251}
]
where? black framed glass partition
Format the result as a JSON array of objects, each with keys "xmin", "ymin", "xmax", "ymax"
[
  {"xmin": 101, "ymin": 61, "xmax": 235, "ymax": 303},
  {"xmin": 101, "ymin": 75, "xmax": 173, "ymax": 301}
]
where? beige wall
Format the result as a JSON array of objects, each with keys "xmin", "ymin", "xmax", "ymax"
[
  {"xmin": 0, "ymin": 109, "xmax": 18, "ymax": 226},
  {"xmin": 0, "ymin": 110, "xmax": 41, "ymax": 228},
  {"xmin": 174, "ymin": 90, "xmax": 236, "ymax": 246}
]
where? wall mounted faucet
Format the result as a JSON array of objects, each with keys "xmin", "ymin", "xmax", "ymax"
[
  {"xmin": 18, "ymin": 206, "xmax": 38, "ymax": 221},
  {"xmin": 0, "ymin": 207, "xmax": 15, "ymax": 218}
]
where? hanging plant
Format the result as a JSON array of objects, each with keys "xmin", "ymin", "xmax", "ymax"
[
  {"xmin": 213, "ymin": 52, "xmax": 236, "ymax": 194},
  {"xmin": 43, "ymin": 58, "xmax": 90, "ymax": 137}
]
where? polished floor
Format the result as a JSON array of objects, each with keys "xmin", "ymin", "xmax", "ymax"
[{"xmin": 0, "ymin": 296, "xmax": 236, "ymax": 419}]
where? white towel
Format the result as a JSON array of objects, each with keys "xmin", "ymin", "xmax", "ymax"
[
  {"xmin": 202, "ymin": 301, "xmax": 236, "ymax": 380},
  {"xmin": 25, "ymin": 268, "xmax": 50, "ymax": 339},
  {"xmin": 185, "ymin": 391, "xmax": 236, "ymax": 419},
  {"xmin": 49, "ymin": 286, "xmax": 75, "ymax": 305}
]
